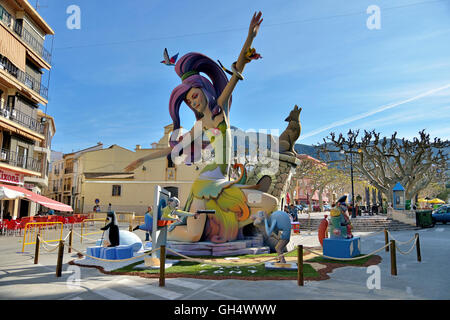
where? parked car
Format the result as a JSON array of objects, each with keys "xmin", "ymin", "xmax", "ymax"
[
  {"xmin": 323, "ymin": 204, "xmax": 331, "ymax": 211},
  {"xmin": 295, "ymin": 205, "xmax": 304, "ymax": 212},
  {"xmin": 432, "ymin": 205, "xmax": 450, "ymax": 225}
]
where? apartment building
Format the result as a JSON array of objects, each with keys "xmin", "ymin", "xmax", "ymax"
[
  {"xmin": 54, "ymin": 125, "xmax": 201, "ymax": 215},
  {"xmin": 47, "ymin": 143, "xmax": 104, "ymax": 208},
  {"xmin": 0, "ymin": 0, "xmax": 55, "ymax": 218}
]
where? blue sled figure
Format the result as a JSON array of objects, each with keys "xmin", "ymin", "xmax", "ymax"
[{"xmin": 252, "ymin": 210, "xmax": 291, "ymax": 263}]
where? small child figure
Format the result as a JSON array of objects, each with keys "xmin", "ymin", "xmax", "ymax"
[{"xmin": 161, "ymin": 197, "xmax": 199, "ymax": 232}]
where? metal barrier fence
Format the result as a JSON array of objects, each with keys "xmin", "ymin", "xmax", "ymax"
[
  {"xmin": 130, "ymin": 215, "xmax": 145, "ymax": 228},
  {"xmin": 80, "ymin": 219, "xmax": 107, "ymax": 243},
  {"xmin": 115, "ymin": 211, "xmax": 135, "ymax": 224},
  {"xmin": 22, "ymin": 222, "xmax": 63, "ymax": 252}
]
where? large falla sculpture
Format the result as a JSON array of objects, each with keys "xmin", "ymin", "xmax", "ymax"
[{"xmin": 125, "ymin": 12, "xmax": 302, "ymax": 244}]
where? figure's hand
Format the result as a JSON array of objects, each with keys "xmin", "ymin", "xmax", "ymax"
[
  {"xmin": 248, "ymin": 11, "xmax": 263, "ymax": 39},
  {"xmin": 124, "ymin": 159, "xmax": 143, "ymax": 172}
]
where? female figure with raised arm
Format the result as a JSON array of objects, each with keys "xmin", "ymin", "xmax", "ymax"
[{"xmin": 126, "ymin": 12, "xmax": 278, "ymax": 243}]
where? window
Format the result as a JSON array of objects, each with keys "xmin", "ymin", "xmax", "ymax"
[
  {"xmin": 165, "ymin": 186, "xmax": 179, "ymax": 198},
  {"xmin": 0, "ymin": 5, "xmax": 12, "ymax": 27},
  {"xmin": 14, "ymin": 19, "xmax": 23, "ymax": 36},
  {"xmin": 16, "ymin": 145, "xmax": 28, "ymax": 168},
  {"xmin": 167, "ymin": 157, "xmax": 175, "ymax": 168},
  {"xmin": 112, "ymin": 185, "xmax": 121, "ymax": 197}
]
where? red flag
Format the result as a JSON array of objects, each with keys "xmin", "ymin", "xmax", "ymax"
[{"xmin": 286, "ymin": 192, "xmax": 291, "ymax": 204}]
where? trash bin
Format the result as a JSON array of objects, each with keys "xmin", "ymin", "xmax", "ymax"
[
  {"xmin": 415, "ymin": 210, "xmax": 434, "ymax": 228},
  {"xmin": 405, "ymin": 200, "xmax": 411, "ymax": 210}
]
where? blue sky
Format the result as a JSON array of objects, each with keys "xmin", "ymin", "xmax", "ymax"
[{"xmin": 36, "ymin": 0, "xmax": 450, "ymax": 153}]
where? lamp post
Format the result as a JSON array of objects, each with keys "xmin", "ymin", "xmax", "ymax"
[{"xmin": 341, "ymin": 130, "xmax": 357, "ymax": 218}]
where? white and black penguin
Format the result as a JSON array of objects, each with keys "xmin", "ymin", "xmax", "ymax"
[{"xmin": 101, "ymin": 211, "xmax": 120, "ymax": 247}]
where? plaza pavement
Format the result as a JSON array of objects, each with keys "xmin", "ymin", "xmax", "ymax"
[{"xmin": 0, "ymin": 222, "xmax": 449, "ymax": 300}]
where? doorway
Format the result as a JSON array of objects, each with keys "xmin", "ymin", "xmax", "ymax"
[{"xmin": 19, "ymin": 199, "xmax": 29, "ymax": 218}]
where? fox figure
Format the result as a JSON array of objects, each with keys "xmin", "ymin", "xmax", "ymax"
[{"xmin": 279, "ymin": 105, "xmax": 302, "ymax": 155}]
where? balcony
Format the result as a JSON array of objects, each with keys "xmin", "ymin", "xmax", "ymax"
[
  {"xmin": 0, "ymin": 102, "xmax": 45, "ymax": 135},
  {"xmin": 0, "ymin": 148, "xmax": 41, "ymax": 172},
  {"xmin": 0, "ymin": 57, "xmax": 48, "ymax": 100},
  {"xmin": 0, "ymin": 3, "xmax": 51, "ymax": 65},
  {"xmin": 13, "ymin": 21, "xmax": 52, "ymax": 65}
]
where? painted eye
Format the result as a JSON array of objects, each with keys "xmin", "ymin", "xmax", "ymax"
[{"xmin": 192, "ymin": 93, "xmax": 198, "ymax": 99}]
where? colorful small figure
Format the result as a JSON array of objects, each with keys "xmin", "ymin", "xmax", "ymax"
[
  {"xmin": 318, "ymin": 215, "xmax": 329, "ymax": 246},
  {"xmin": 252, "ymin": 210, "xmax": 291, "ymax": 263},
  {"xmin": 101, "ymin": 211, "xmax": 120, "ymax": 247},
  {"xmin": 160, "ymin": 197, "xmax": 199, "ymax": 232},
  {"xmin": 329, "ymin": 196, "xmax": 353, "ymax": 239},
  {"xmin": 132, "ymin": 205, "xmax": 153, "ymax": 241},
  {"xmin": 161, "ymin": 48, "xmax": 179, "ymax": 66}
]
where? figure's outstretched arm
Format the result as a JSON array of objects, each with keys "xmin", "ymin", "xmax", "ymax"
[
  {"xmin": 173, "ymin": 209, "xmax": 197, "ymax": 218},
  {"xmin": 124, "ymin": 121, "xmax": 202, "ymax": 172},
  {"xmin": 264, "ymin": 217, "xmax": 276, "ymax": 237},
  {"xmin": 124, "ymin": 147, "xmax": 172, "ymax": 172},
  {"xmin": 101, "ymin": 223, "xmax": 111, "ymax": 231},
  {"xmin": 217, "ymin": 11, "xmax": 263, "ymax": 108}
]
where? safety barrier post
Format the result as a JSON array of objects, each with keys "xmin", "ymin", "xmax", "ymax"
[
  {"xmin": 415, "ymin": 233, "xmax": 421, "ymax": 262},
  {"xmin": 34, "ymin": 233, "xmax": 40, "ymax": 264},
  {"xmin": 390, "ymin": 240, "xmax": 397, "ymax": 276},
  {"xmin": 384, "ymin": 229, "xmax": 389, "ymax": 252},
  {"xmin": 129, "ymin": 224, "xmax": 132, "ymax": 232},
  {"xmin": 56, "ymin": 240, "xmax": 64, "ymax": 277},
  {"xmin": 159, "ymin": 245, "xmax": 166, "ymax": 287},
  {"xmin": 297, "ymin": 245, "xmax": 303, "ymax": 286},
  {"xmin": 68, "ymin": 227, "xmax": 73, "ymax": 254}
]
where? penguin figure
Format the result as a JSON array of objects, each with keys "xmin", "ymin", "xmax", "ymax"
[{"xmin": 101, "ymin": 211, "xmax": 120, "ymax": 247}]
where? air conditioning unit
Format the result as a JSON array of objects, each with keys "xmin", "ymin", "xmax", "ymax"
[{"xmin": 1, "ymin": 152, "xmax": 7, "ymax": 160}]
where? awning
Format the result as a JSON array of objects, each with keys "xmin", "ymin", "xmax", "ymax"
[{"xmin": 0, "ymin": 184, "xmax": 73, "ymax": 212}]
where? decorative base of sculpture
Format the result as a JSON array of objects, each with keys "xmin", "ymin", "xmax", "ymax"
[
  {"xmin": 149, "ymin": 237, "xmax": 269, "ymax": 257},
  {"xmin": 264, "ymin": 262, "xmax": 297, "ymax": 270},
  {"xmin": 86, "ymin": 245, "xmax": 135, "ymax": 260},
  {"xmin": 323, "ymin": 237, "xmax": 361, "ymax": 259}
]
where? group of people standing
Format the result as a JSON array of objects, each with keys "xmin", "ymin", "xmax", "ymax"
[{"xmin": 284, "ymin": 204, "xmax": 299, "ymax": 222}]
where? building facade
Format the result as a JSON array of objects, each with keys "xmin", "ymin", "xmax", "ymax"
[
  {"xmin": 0, "ymin": 0, "xmax": 54, "ymax": 218},
  {"xmin": 51, "ymin": 125, "xmax": 203, "ymax": 215},
  {"xmin": 47, "ymin": 143, "xmax": 103, "ymax": 207}
]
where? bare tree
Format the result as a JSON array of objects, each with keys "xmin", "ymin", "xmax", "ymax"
[
  {"xmin": 291, "ymin": 156, "xmax": 348, "ymax": 211},
  {"xmin": 319, "ymin": 129, "xmax": 449, "ymax": 204}
]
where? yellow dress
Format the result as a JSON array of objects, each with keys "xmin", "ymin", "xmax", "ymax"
[{"xmin": 185, "ymin": 118, "xmax": 251, "ymax": 243}]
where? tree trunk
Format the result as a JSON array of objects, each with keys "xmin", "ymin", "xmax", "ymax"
[{"xmin": 318, "ymin": 187, "xmax": 324, "ymax": 211}]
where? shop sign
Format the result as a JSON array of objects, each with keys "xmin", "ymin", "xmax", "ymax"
[{"xmin": 0, "ymin": 169, "xmax": 24, "ymax": 185}]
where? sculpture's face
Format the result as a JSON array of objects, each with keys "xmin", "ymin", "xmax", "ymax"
[{"xmin": 186, "ymin": 88, "xmax": 207, "ymax": 114}]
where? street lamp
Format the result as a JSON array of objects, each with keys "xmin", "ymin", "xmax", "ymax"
[{"xmin": 341, "ymin": 130, "xmax": 357, "ymax": 218}]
